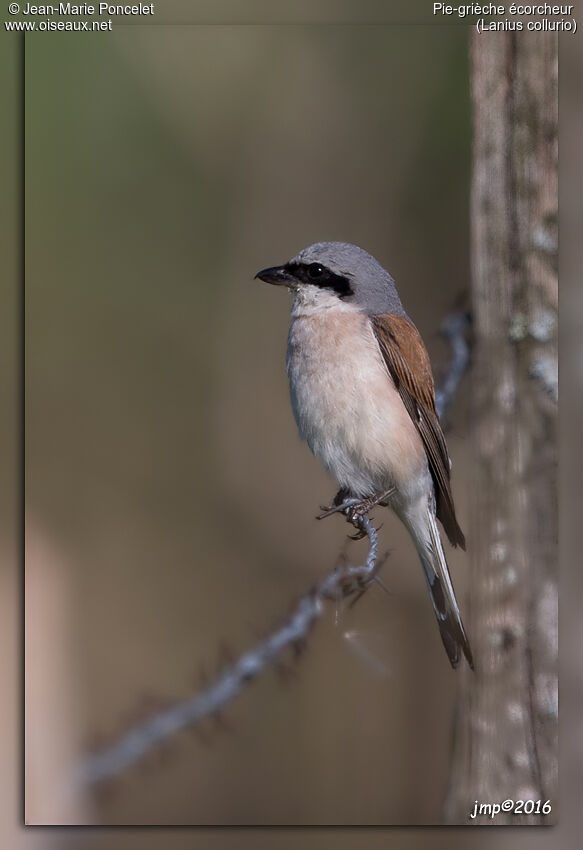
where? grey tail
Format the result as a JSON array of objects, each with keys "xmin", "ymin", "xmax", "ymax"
[{"xmin": 417, "ymin": 512, "xmax": 474, "ymax": 670}]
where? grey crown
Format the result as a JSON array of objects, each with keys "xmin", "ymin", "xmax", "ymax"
[{"xmin": 291, "ymin": 241, "xmax": 407, "ymax": 318}]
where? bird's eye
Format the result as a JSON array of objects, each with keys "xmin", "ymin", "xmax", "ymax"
[{"xmin": 307, "ymin": 263, "xmax": 324, "ymax": 279}]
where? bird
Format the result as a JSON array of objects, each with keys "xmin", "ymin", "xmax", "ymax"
[{"xmin": 255, "ymin": 241, "xmax": 473, "ymax": 669}]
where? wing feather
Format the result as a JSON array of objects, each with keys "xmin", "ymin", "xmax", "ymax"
[{"xmin": 371, "ymin": 314, "xmax": 466, "ymax": 550}]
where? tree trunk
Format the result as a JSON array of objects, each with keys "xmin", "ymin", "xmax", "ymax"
[{"xmin": 445, "ymin": 32, "xmax": 558, "ymax": 825}]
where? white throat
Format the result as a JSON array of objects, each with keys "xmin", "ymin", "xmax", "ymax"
[{"xmin": 290, "ymin": 285, "xmax": 359, "ymax": 318}]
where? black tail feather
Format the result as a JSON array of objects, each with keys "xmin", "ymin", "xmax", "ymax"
[{"xmin": 418, "ymin": 512, "xmax": 474, "ymax": 670}]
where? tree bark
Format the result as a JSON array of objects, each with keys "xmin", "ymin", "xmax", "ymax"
[{"xmin": 445, "ymin": 32, "xmax": 558, "ymax": 825}]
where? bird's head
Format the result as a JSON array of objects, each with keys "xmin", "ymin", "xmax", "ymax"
[{"xmin": 255, "ymin": 241, "xmax": 405, "ymax": 317}]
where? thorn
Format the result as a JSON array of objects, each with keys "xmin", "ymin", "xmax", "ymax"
[
  {"xmin": 317, "ymin": 504, "xmax": 342, "ymax": 520},
  {"xmin": 274, "ymin": 659, "xmax": 296, "ymax": 682},
  {"xmin": 373, "ymin": 575, "xmax": 392, "ymax": 596},
  {"xmin": 291, "ymin": 637, "xmax": 306, "ymax": 659},
  {"xmin": 317, "ymin": 498, "xmax": 360, "ymax": 520},
  {"xmin": 124, "ymin": 695, "xmax": 168, "ymax": 728},
  {"xmin": 211, "ymin": 709, "xmax": 233, "ymax": 733},
  {"xmin": 348, "ymin": 589, "xmax": 367, "ymax": 609}
]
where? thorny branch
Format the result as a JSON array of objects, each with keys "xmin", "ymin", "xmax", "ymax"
[
  {"xmin": 77, "ymin": 309, "xmax": 471, "ymax": 789},
  {"xmin": 435, "ymin": 311, "xmax": 471, "ymax": 419},
  {"xmin": 78, "ymin": 511, "xmax": 380, "ymax": 787}
]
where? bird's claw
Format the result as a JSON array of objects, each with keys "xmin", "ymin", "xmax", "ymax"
[
  {"xmin": 317, "ymin": 498, "xmax": 370, "ymax": 539},
  {"xmin": 344, "ymin": 503, "xmax": 371, "ymax": 538},
  {"xmin": 317, "ymin": 489, "xmax": 394, "ymax": 535},
  {"xmin": 316, "ymin": 498, "xmax": 361, "ymax": 521}
]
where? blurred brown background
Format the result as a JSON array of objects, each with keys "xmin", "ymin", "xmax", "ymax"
[
  {"xmin": 21, "ymin": 20, "xmax": 473, "ymax": 826},
  {"xmin": 0, "ymin": 3, "xmax": 573, "ymax": 838},
  {"xmin": 0, "ymin": 4, "xmax": 579, "ymax": 849}
]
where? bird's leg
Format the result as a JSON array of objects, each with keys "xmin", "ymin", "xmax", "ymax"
[
  {"xmin": 343, "ymin": 489, "xmax": 395, "ymax": 539},
  {"xmin": 317, "ymin": 487, "xmax": 351, "ymax": 518},
  {"xmin": 348, "ymin": 488, "xmax": 395, "ymax": 518},
  {"xmin": 317, "ymin": 488, "xmax": 395, "ymax": 538},
  {"xmin": 333, "ymin": 487, "xmax": 349, "ymax": 506}
]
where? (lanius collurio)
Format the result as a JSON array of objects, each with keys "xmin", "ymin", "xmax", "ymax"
[{"xmin": 256, "ymin": 241, "xmax": 473, "ymax": 669}]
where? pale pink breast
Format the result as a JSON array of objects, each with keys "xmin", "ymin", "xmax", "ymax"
[{"xmin": 287, "ymin": 306, "xmax": 427, "ymax": 499}]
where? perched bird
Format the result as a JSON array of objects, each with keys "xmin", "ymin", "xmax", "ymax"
[{"xmin": 256, "ymin": 242, "xmax": 473, "ymax": 669}]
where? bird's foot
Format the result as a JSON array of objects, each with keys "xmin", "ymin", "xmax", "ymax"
[
  {"xmin": 317, "ymin": 487, "xmax": 352, "ymax": 518},
  {"xmin": 317, "ymin": 488, "xmax": 395, "ymax": 539}
]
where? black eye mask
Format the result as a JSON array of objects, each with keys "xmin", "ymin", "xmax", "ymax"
[{"xmin": 285, "ymin": 262, "xmax": 354, "ymax": 298}]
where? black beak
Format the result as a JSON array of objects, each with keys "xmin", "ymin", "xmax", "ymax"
[{"xmin": 254, "ymin": 265, "xmax": 296, "ymax": 286}]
